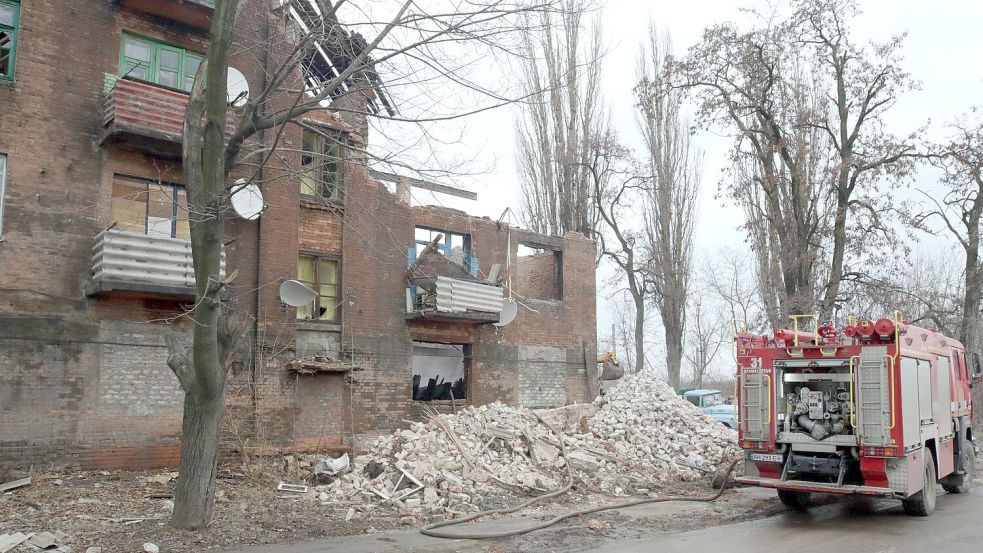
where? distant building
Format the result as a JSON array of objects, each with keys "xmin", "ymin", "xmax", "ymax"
[{"xmin": 0, "ymin": 0, "xmax": 597, "ymax": 469}]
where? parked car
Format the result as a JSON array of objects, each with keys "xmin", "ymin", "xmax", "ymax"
[{"xmin": 679, "ymin": 389, "xmax": 737, "ymax": 429}]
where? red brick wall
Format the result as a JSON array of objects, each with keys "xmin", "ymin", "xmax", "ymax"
[{"xmin": 0, "ymin": 0, "xmax": 597, "ymax": 469}]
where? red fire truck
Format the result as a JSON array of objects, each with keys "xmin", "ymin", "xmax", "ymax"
[{"xmin": 736, "ymin": 315, "xmax": 980, "ymax": 515}]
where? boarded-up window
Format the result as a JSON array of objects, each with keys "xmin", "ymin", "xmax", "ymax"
[
  {"xmin": 412, "ymin": 342, "xmax": 467, "ymax": 401},
  {"xmin": 110, "ymin": 175, "xmax": 189, "ymax": 239}
]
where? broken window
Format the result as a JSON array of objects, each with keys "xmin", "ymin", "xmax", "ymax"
[
  {"xmin": 0, "ymin": 1, "xmax": 19, "ymax": 82},
  {"xmin": 515, "ymin": 244, "xmax": 562, "ymax": 301},
  {"xmin": 414, "ymin": 226, "xmax": 472, "ymax": 269},
  {"xmin": 412, "ymin": 342, "xmax": 467, "ymax": 401},
  {"xmin": 300, "ymin": 128, "xmax": 344, "ymax": 202},
  {"xmin": 297, "ymin": 255, "xmax": 340, "ymax": 322},
  {"xmin": 119, "ymin": 32, "xmax": 203, "ymax": 92},
  {"xmin": 110, "ymin": 175, "xmax": 190, "ymax": 239}
]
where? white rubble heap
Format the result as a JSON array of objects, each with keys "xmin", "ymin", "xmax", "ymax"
[{"xmin": 325, "ymin": 373, "xmax": 740, "ymax": 516}]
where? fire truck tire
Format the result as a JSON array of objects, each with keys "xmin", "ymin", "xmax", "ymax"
[
  {"xmin": 902, "ymin": 450, "xmax": 937, "ymax": 516},
  {"xmin": 776, "ymin": 489, "xmax": 811, "ymax": 511},
  {"xmin": 941, "ymin": 447, "xmax": 975, "ymax": 494}
]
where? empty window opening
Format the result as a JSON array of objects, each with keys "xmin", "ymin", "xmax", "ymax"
[
  {"xmin": 297, "ymin": 255, "xmax": 340, "ymax": 322},
  {"xmin": 412, "ymin": 342, "xmax": 467, "ymax": 401},
  {"xmin": 110, "ymin": 174, "xmax": 189, "ymax": 239},
  {"xmin": 515, "ymin": 244, "xmax": 562, "ymax": 301},
  {"xmin": 300, "ymin": 128, "xmax": 344, "ymax": 202},
  {"xmin": 415, "ymin": 226, "xmax": 472, "ymax": 269}
]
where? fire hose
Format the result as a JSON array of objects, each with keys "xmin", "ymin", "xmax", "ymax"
[{"xmin": 421, "ymin": 411, "xmax": 742, "ymax": 540}]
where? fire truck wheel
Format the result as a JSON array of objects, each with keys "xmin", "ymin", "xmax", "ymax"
[
  {"xmin": 777, "ymin": 489, "xmax": 811, "ymax": 511},
  {"xmin": 903, "ymin": 450, "xmax": 937, "ymax": 516},
  {"xmin": 941, "ymin": 447, "xmax": 975, "ymax": 494}
]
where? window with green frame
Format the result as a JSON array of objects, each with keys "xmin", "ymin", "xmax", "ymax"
[
  {"xmin": 119, "ymin": 32, "xmax": 203, "ymax": 92},
  {"xmin": 0, "ymin": 0, "xmax": 19, "ymax": 81}
]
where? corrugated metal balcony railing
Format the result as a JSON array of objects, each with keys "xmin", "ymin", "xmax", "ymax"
[
  {"xmin": 408, "ymin": 276, "xmax": 504, "ymax": 323},
  {"xmin": 101, "ymin": 78, "xmax": 236, "ymax": 155},
  {"xmin": 85, "ymin": 229, "xmax": 225, "ymax": 298}
]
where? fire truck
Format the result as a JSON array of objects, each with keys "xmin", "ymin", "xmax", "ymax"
[{"xmin": 736, "ymin": 315, "xmax": 981, "ymax": 515}]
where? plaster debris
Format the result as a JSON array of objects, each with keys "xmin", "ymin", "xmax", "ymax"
[{"xmin": 326, "ymin": 373, "xmax": 739, "ymax": 515}]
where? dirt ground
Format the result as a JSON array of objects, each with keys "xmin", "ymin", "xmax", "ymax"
[
  {"xmin": 0, "ymin": 463, "xmax": 405, "ymax": 553},
  {"xmin": 0, "ymin": 462, "xmax": 741, "ymax": 553}
]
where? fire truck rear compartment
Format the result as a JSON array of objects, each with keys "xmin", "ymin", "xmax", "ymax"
[{"xmin": 776, "ymin": 364, "xmax": 862, "ymax": 484}]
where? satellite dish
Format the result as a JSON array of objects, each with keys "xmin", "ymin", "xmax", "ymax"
[
  {"xmin": 279, "ymin": 280, "xmax": 317, "ymax": 307},
  {"xmin": 230, "ymin": 179, "xmax": 264, "ymax": 220},
  {"xmin": 494, "ymin": 299, "xmax": 518, "ymax": 327},
  {"xmin": 227, "ymin": 67, "xmax": 250, "ymax": 107}
]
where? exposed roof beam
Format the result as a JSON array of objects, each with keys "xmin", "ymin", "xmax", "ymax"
[{"xmin": 369, "ymin": 169, "xmax": 477, "ymax": 201}]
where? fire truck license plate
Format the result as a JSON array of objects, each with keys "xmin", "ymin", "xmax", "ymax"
[{"xmin": 749, "ymin": 453, "xmax": 783, "ymax": 463}]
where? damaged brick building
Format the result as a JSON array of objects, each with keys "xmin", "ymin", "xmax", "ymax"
[{"xmin": 0, "ymin": 0, "xmax": 597, "ymax": 469}]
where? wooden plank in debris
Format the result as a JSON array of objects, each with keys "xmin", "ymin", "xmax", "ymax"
[
  {"xmin": 369, "ymin": 169, "xmax": 477, "ymax": 200},
  {"xmin": 0, "ymin": 477, "xmax": 31, "ymax": 493}
]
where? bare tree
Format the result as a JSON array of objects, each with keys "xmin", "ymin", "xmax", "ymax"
[
  {"xmin": 685, "ymin": 290, "xmax": 727, "ymax": 389},
  {"xmin": 636, "ymin": 28, "xmax": 700, "ymax": 390},
  {"xmin": 674, "ymin": 0, "xmax": 918, "ymax": 327},
  {"xmin": 516, "ymin": 0, "xmax": 605, "ymax": 238},
  {"xmin": 795, "ymin": 0, "xmax": 921, "ymax": 320},
  {"xmin": 914, "ymin": 113, "xmax": 983, "ymax": 352},
  {"xmin": 171, "ymin": 0, "xmax": 559, "ymax": 529},
  {"xmin": 589, "ymin": 133, "xmax": 651, "ymax": 374}
]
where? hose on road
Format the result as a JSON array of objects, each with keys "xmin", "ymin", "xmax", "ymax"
[{"xmin": 420, "ymin": 411, "xmax": 742, "ymax": 540}]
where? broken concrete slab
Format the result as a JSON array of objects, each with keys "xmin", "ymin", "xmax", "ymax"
[{"xmin": 0, "ymin": 533, "xmax": 33, "ymax": 553}]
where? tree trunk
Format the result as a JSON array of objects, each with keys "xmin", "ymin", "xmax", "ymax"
[
  {"xmin": 961, "ymin": 244, "xmax": 981, "ymax": 354},
  {"xmin": 664, "ymin": 319, "xmax": 684, "ymax": 390},
  {"xmin": 171, "ymin": 389, "xmax": 227, "ymax": 529},
  {"xmin": 633, "ymin": 293, "xmax": 645, "ymax": 373}
]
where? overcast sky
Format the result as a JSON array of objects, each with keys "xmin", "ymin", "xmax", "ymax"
[{"xmin": 365, "ymin": 0, "xmax": 983, "ymax": 359}]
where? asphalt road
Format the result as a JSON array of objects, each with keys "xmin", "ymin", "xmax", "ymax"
[{"xmin": 599, "ymin": 485, "xmax": 982, "ymax": 553}]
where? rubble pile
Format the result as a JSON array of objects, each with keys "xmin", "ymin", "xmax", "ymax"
[
  {"xmin": 324, "ymin": 373, "xmax": 739, "ymax": 516},
  {"xmin": 588, "ymin": 373, "xmax": 741, "ymax": 480}
]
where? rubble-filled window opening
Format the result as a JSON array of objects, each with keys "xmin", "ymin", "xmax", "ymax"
[
  {"xmin": 0, "ymin": 0, "xmax": 19, "ymax": 81},
  {"xmin": 414, "ymin": 226, "xmax": 472, "ymax": 268},
  {"xmin": 297, "ymin": 255, "xmax": 340, "ymax": 322},
  {"xmin": 300, "ymin": 128, "xmax": 344, "ymax": 202},
  {"xmin": 515, "ymin": 244, "xmax": 562, "ymax": 301},
  {"xmin": 119, "ymin": 32, "xmax": 203, "ymax": 92},
  {"xmin": 411, "ymin": 342, "xmax": 468, "ymax": 401},
  {"xmin": 110, "ymin": 175, "xmax": 190, "ymax": 239}
]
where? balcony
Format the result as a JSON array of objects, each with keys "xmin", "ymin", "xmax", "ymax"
[
  {"xmin": 101, "ymin": 77, "xmax": 236, "ymax": 157},
  {"xmin": 407, "ymin": 276, "xmax": 504, "ymax": 324},
  {"xmin": 120, "ymin": 0, "xmax": 215, "ymax": 29},
  {"xmin": 84, "ymin": 230, "xmax": 225, "ymax": 298}
]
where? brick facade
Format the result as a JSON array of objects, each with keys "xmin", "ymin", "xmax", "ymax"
[{"xmin": 0, "ymin": 0, "xmax": 597, "ymax": 470}]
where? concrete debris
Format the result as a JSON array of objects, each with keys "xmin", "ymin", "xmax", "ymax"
[
  {"xmin": 324, "ymin": 373, "xmax": 738, "ymax": 515},
  {"xmin": 25, "ymin": 530, "xmax": 68, "ymax": 549},
  {"xmin": 143, "ymin": 543, "xmax": 159, "ymax": 553},
  {"xmin": 142, "ymin": 472, "xmax": 178, "ymax": 486},
  {"xmin": 313, "ymin": 453, "xmax": 350, "ymax": 476},
  {"xmin": 0, "ymin": 532, "xmax": 33, "ymax": 553}
]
